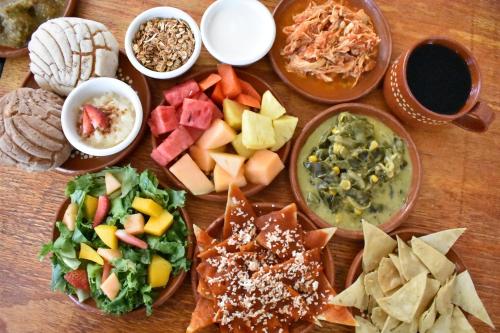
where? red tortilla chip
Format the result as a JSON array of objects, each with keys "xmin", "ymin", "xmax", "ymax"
[{"xmin": 186, "ymin": 297, "xmax": 217, "ymax": 333}]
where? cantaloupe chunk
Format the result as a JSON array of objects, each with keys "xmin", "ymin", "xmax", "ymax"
[
  {"xmin": 196, "ymin": 119, "xmax": 236, "ymax": 149},
  {"xmin": 245, "ymin": 150, "xmax": 284, "ymax": 186},
  {"xmin": 100, "ymin": 272, "xmax": 121, "ymax": 300},
  {"xmin": 241, "ymin": 110, "xmax": 276, "ymax": 150},
  {"xmin": 213, "ymin": 164, "xmax": 247, "ymax": 192},
  {"xmin": 189, "ymin": 145, "xmax": 225, "ymax": 173},
  {"xmin": 271, "ymin": 115, "xmax": 298, "ymax": 151},
  {"xmin": 260, "ymin": 90, "xmax": 286, "ymax": 119},
  {"xmin": 232, "ymin": 133, "xmax": 255, "ymax": 159},
  {"xmin": 209, "ymin": 152, "xmax": 245, "ymax": 178},
  {"xmin": 169, "ymin": 154, "xmax": 215, "ymax": 195}
]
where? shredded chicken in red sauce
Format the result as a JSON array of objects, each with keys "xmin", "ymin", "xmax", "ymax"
[{"xmin": 281, "ymin": 0, "xmax": 381, "ymax": 86}]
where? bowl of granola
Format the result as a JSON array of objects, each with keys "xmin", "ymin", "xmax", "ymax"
[{"xmin": 125, "ymin": 7, "xmax": 202, "ymax": 80}]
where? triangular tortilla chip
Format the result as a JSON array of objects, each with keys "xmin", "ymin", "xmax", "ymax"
[
  {"xmin": 364, "ymin": 270, "xmax": 385, "ymax": 300},
  {"xmin": 381, "ymin": 316, "xmax": 400, "ymax": 332},
  {"xmin": 304, "ymin": 227, "xmax": 336, "ymax": 249},
  {"xmin": 377, "ymin": 272, "xmax": 428, "ymax": 323},
  {"xmin": 193, "ymin": 224, "xmax": 215, "ymax": 252},
  {"xmin": 397, "ymin": 236, "xmax": 429, "ymax": 280},
  {"xmin": 410, "ymin": 237, "xmax": 455, "ymax": 283},
  {"xmin": 415, "ymin": 278, "xmax": 440, "ymax": 318},
  {"xmin": 452, "ymin": 270, "xmax": 494, "ymax": 328},
  {"xmin": 371, "ymin": 307, "xmax": 388, "ymax": 330},
  {"xmin": 451, "ymin": 306, "xmax": 476, "ymax": 333},
  {"xmin": 332, "ymin": 273, "xmax": 368, "ymax": 311},
  {"xmin": 419, "ymin": 228, "xmax": 465, "ymax": 255},
  {"xmin": 389, "ymin": 253, "xmax": 407, "ymax": 282},
  {"xmin": 362, "ymin": 221, "xmax": 397, "ymax": 272},
  {"xmin": 419, "ymin": 300, "xmax": 437, "ymax": 333},
  {"xmin": 435, "ymin": 274, "xmax": 456, "ymax": 315},
  {"xmin": 355, "ymin": 316, "xmax": 379, "ymax": 333},
  {"xmin": 378, "ymin": 257, "xmax": 403, "ymax": 293},
  {"xmin": 392, "ymin": 320, "xmax": 418, "ymax": 333},
  {"xmin": 428, "ymin": 311, "xmax": 452, "ymax": 333},
  {"xmin": 223, "ymin": 184, "xmax": 257, "ymax": 239},
  {"xmin": 186, "ymin": 297, "xmax": 216, "ymax": 333}
]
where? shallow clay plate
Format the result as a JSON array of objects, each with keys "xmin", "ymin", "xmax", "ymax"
[
  {"xmin": 53, "ymin": 197, "xmax": 194, "ymax": 317},
  {"xmin": 290, "ymin": 103, "xmax": 422, "ymax": 240},
  {"xmin": 0, "ymin": 0, "xmax": 78, "ymax": 58},
  {"xmin": 152, "ymin": 69, "xmax": 292, "ymax": 202},
  {"xmin": 23, "ymin": 51, "xmax": 151, "ymax": 176},
  {"xmin": 270, "ymin": 0, "xmax": 392, "ymax": 104},
  {"xmin": 191, "ymin": 202, "xmax": 335, "ymax": 333}
]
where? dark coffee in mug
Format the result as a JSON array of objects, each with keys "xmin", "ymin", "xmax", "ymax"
[{"xmin": 406, "ymin": 44, "xmax": 472, "ymax": 115}]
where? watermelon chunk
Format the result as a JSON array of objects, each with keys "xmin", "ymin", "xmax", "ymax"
[
  {"xmin": 180, "ymin": 99, "xmax": 215, "ymax": 130},
  {"xmin": 153, "ymin": 126, "xmax": 195, "ymax": 166},
  {"xmin": 163, "ymin": 79, "xmax": 200, "ymax": 107},
  {"xmin": 151, "ymin": 148, "xmax": 169, "ymax": 166},
  {"xmin": 195, "ymin": 92, "xmax": 223, "ymax": 120},
  {"xmin": 148, "ymin": 106, "xmax": 178, "ymax": 137}
]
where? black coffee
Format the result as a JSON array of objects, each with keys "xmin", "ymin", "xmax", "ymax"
[{"xmin": 406, "ymin": 44, "xmax": 472, "ymax": 115}]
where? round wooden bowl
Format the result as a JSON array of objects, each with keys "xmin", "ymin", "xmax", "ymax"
[
  {"xmin": 152, "ymin": 69, "xmax": 292, "ymax": 202},
  {"xmin": 53, "ymin": 197, "xmax": 194, "ymax": 317},
  {"xmin": 23, "ymin": 51, "xmax": 152, "ymax": 176},
  {"xmin": 190, "ymin": 202, "xmax": 335, "ymax": 333},
  {"xmin": 269, "ymin": 0, "xmax": 392, "ymax": 104},
  {"xmin": 290, "ymin": 103, "xmax": 422, "ymax": 240},
  {"xmin": 0, "ymin": 0, "xmax": 78, "ymax": 58}
]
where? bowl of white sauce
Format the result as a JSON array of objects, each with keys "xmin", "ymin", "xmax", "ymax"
[{"xmin": 201, "ymin": 0, "xmax": 276, "ymax": 66}]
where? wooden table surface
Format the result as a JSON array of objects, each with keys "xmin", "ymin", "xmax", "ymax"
[{"xmin": 0, "ymin": 0, "xmax": 499, "ymax": 332}]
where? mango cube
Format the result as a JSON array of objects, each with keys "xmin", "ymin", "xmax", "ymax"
[
  {"xmin": 260, "ymin": 90, "xmax": 286, "ymax": 119},
  {"xmin": 223, "ymin": 99, "xmax": 246, "ymax": 130},
  {"xmin": 148, "ymin": 254, "xmax": 172, "ymax": 288},
  {"xmin": 85, "ymin": 195, "xmax": 98, "ymax": 219},
  {"xmin": 232, "ymin": 133, "xmax": 256, "ymax": 159},
  {"xmin": 101, "ymin": 272, "xmax": 121, "ymax": 300},
  {"xmin": 241, "ymin": 110, "xmax": 276, "ymax": 150},
  {"xmin": 144, "ymin": 210, "xmax": 174, "ymax": 236},
  {"xmin": 271, "ymin": 115, "xmax": 298, "ymax": 151},
  {"xmin": 94, "ymin": 225, "xmax": 118, "ymax": 249},
  {"xmin": 213, "ymin": 164, "xmax": 247, "ymax": 192},
  {"xmin": 79, "ymin": 243, "xmax": 104, "ymax": 265},
  {"xmin": 209, "ymin": 152, "xmax": 245, "ymax": 178},
  {"xmin": 132, "ymin": 197, "xmax": 163, "ymax": 217},
  {"xmin": 245, "ymin": 150, "xmax": 284, "ymax": 186}
]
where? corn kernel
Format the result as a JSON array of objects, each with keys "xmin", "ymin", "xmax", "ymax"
[
  {"xmin": 354, "ymin": 208, "xmax": 363, "ymax": 216},
  {"xmin": 369, "ymin": 140, "xmax": 379, "ymax": 151},
  {"xmin": 329, "ymin": 188, "xmax": 337, "ymax": 196},
  {"xmin": 370, "ymin": 175, "xmax": 379, "ymax": 183},
  {"xmin": 331, "ymin": 127, "xmax": 339, "ymax": 134},
  {"xmin": 308, "ymin": 155, "xmax": 318, "ymax": 163},
  {"xmin": 333, "ymin": 143, "xmax": 345, "ymax": 155},
  {"xmin": 332, "ymin": 166, "xmax": 340, "ymax": 175},
  {"xmin": 340, "ymin": 179, "xmax": 351, "ymax": 190}
]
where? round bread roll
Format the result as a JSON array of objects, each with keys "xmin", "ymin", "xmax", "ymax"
[
  {"xmin": 0, "ymin": 88, "xmax": 72, "ymax": 171},
  {"xmin": 28, "ymin": 17, "xmax": 119, "ymax": 96}
]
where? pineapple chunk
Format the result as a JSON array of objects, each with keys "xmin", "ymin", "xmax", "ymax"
[
  {"xmin": 232, "ymin": 133, "xmax": 255, "ymax": 159},
  {"xmin": 271, "ymin": 115, "xmax": 299, "ymax": 151},
  {"xmin": 223, "ymin": 99, "xmax": 246, "ymax": 130},
  {"xmin": 241, "ymin": 110, "xmax": 276, "ymax": 150},
  {"xmin": 260, "ymin": 91, "xmax": 286, "ymax": 119}
]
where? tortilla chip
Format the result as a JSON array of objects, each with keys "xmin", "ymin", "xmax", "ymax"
[
  {"xmin": 355, "ymin": 316, "xmax": 379, "ymax": 333},
  {"xmin": 452, "ymin": 270, "xmax": 494, "ymax": 328},
  {"xmin": 371, "ymin": 307, "xmax": 388, "ymax": 330},
  {"xmin": 419, "ymin": 228, "xmax": 466, "ymax": 255},
  {"xmin": 389, "ymin": 253, "xmax": 407, "ymax": 282},
  {"xmin": 410, "ymin": 237, "xmax": 455, "ymax": 283},
  {"xmin": 419, "ymin": 300, "xmax": 437, "ymax": 333},
  {"xmin": 415, "ymin": 278, "xmax": 440, "ymax": 318},
  {"xmin": 381, "ymin": 316, "xmax": 400, "ymax": 332},
  {"xmin": 451, "ymin": 306, "xmax": 476, "ymax": 333},
  {"xmin": 362, "ymin": 221, "xmax": 397, "ymax": 272},
  {"xmin": 435, "ymin": 275, "xmax": 456, "ymax": 315},
  {"xmin": 364, "ymin": 270, "xmax": 385, "ymax": 300},
  {"xmin": 377, "ymin": 272, "xmax": 427, "ymax": 323},
  {"xmin": 397, "ymin": 236, "xmax": 429, "ymax": 280},
  {"xmin": 331, "ymin": 273, "xmax": 368, "ymax": 310},
  {"xmin": 428, "ymin": 311, "xmax": 452, "ymax": 333},
  {"xmin": 378, "ymin": 257, "xmax": 403, "ymax": 293},
  {"xmin": 392, "ymin": 320, "xmax": 418, "ymax": 333}
]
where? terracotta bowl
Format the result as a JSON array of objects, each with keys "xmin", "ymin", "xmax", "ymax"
[
  {"xmin": 152, "ymin": 69, "xmax": 292, "ymax": 202},
  {"xmin": 53, "ymin": 197, "xmax": 194, "ymax": 317},
  {"xmin": 269, "ymin": 0, "xmax": 392, "ymax": 104},
  {"xmin": 290, "ymin": 103, "xmax": 422, "ymax": 240},
  {"xmin": 0, "ymin": 0, "xmax": 78, "ymax": 58},
  {"xmin": 190, "ymin": 202, "xmax": 335, "ymax": 333},
  {"xmin": 23, "ymin": 50, "xmax": 152, "ymax": 176}
]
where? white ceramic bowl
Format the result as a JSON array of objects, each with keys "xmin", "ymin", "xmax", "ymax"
[
  {"xmin": 125, "ymin": 7, "xmax": 202, "ymax": 79},
  {"xmin": 61, "ymin": 78, "xmax": 143, "ymax": 157},
  {"xmin": 201, "ymin": 0, "xmax": 276, "ymax": 66}
]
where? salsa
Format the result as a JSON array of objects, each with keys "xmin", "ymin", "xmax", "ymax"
[
  {"xmin": 0, "ymin": 0, "xmax": 66, "ymax": 48},
  {"xmin": 297, "ymin": 112, "xmax": 412, "ymax": 230}
]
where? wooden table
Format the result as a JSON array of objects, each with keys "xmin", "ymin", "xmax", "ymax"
[{"xmin": 0, "ymin": 0, "xmax": 499, "ymax": 332}]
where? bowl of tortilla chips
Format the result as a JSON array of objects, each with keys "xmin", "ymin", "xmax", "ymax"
[{"xmin": 332, "ymin": 222, "xmax": 495, "ymax": 332}]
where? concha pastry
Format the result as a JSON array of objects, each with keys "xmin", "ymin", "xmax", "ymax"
[
  {"xmin": 28, "ymin": 17, "xmax": 119, "ymax": 96},
  {"xmin": 0, "ymin": 88, "xmax": 72, "ymax": 171}
]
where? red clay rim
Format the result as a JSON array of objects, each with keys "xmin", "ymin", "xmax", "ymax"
[{"xmin": 289, "ymin": 103, "xmax": 422, "ymax": 240}]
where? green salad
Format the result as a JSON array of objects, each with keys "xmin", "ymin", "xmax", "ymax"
[{"xmin": 39, "ymin": 166, "xmax": 189, "ymax": 315}]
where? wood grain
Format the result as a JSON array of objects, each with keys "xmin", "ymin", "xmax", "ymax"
[{"xmin": 0, "ymin": 0, "xmax": 499, "ymax": 332}]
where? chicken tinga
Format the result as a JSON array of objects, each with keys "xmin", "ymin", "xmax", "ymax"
[{"xmin": 187, "ymin": 185, "xmax": 356, "ymax": 333}]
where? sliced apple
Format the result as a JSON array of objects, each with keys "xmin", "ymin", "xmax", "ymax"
[
  {"xmin": 124, "ymin": 213, "xmax": 145, "ymax": 235},
  {"xmin": 105, "ymin": 172, "xmax": 121, "ymax": 195},
  {"xmin": 100, "ymin": 272, "xmax": 121, "ymax": 300},
  {"xmin": 62, "ymin": 203, "xmax": 78, "ymax": 231},
  {"xmin": 115, "ymin": 230, "xmax": 148, "ymax": 249},
  {"xmin": 97, "ymin": 248, "xmax": 122, "ymax": 262},
  {"xmin": 209, "ymin": 152, "xmax": 245, "ymax": 178}
]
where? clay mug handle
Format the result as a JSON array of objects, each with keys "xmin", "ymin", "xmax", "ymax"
[{"xmin": 452, "ymin": 102, "xmax": 495, "ymax": 132}]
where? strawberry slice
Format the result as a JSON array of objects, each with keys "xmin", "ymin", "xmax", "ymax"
[
  {"xmin": 81, "ymin": 109, "xmax": 94, "ymax": 137},
  {"xmin": 102, "ymin": 261, "xmax": 112, "ymax": 282},
  {"xmin": 83, "ymin": 104, "xmax": 109, "ymax": 130},
  {"xmin": 92, "ymin": 196, "xmax": 110, "ymax": 227},
  {"xmin": 64, "ymin": 269, "xmax": 90, "ymax": 292},
  {"xmin": 115, "ymin": 230, "xmax": 148, "ymax": 249}
]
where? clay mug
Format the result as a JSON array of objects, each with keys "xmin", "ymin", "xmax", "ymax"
[{"xmin": 383, "ymin": 37, "xmax": 495, "ymax": 132}]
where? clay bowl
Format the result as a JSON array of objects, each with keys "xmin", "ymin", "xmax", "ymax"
[
  {"xmin": 290, "ymin": 103, "xmax": 422, "ymax": 240},
  {"xmin": 53, "ymin": 197, "xmax": 194, "ymax": 317},
  {"xmin": 0, "ymin": 0, "xmax": 78, "ymax": 58},
  {"xmin": 23, "ymin": 50, "xmax": 152, "ymax": 176},
  {"xmin": 152, "ymin": 69, "xmax": 292, "ymax": 202},
  {"xmin": 191, "ymin": 202, "xmax": 335, "ymax": 333},
  {"xmin": 269, "ymin": 0, "xmax": 392, "ymax": 104}
]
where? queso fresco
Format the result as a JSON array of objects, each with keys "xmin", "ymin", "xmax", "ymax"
[{"xmin": 297, "ymin": 112, "xmax": 412, "ymax": 230}]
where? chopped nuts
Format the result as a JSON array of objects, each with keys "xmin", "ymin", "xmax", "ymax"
[{"xmin": 132, "ymin": 18, "xmax": 195, "ymax": 72}]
